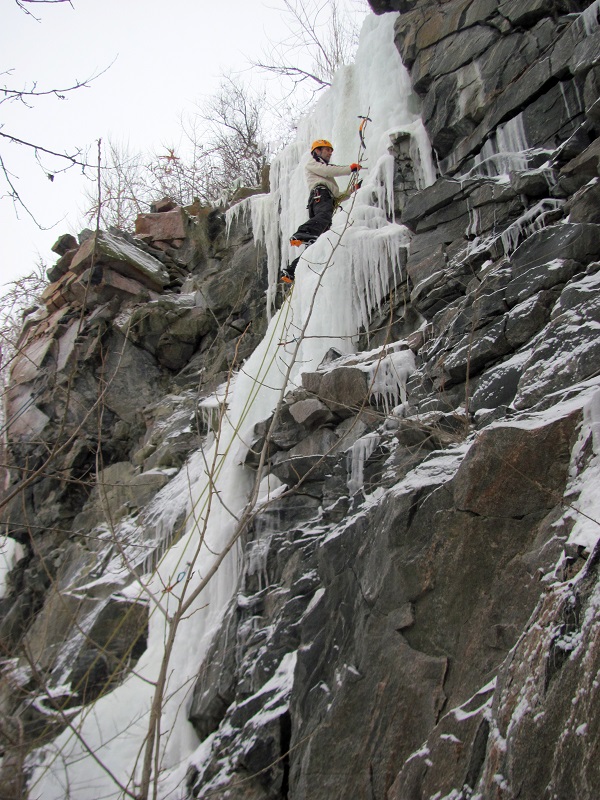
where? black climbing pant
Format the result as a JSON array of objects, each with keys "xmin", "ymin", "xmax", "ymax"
[
  {"xmin": 292, "ymin": 186, "xmax": 335, "ymax": 242},
  {"xmin": 288, "ymin": 186, "xmax": 335, "ymax": 278}
]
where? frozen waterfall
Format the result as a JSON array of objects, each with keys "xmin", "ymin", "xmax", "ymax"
[{"xmin": 30, "ymin": 11, "xmax": 434, "ymax": 799}]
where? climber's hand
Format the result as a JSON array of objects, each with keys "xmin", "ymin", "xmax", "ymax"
[{"xmin": 350, "ymin": 163, "xmax": 362, "ymax": 172}]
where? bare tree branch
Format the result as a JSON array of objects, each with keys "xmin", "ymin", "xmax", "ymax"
[
  {"xmin": 252, "ymin": 60, "xmax": 331, "ymax": 88},
  {"xmin": 1, "ymin": 64, "xmax": 112, "ymax": 108},
  {"xmin": 251, "ymin": 0, "xmax": 367, "ymax": 97},
  {"xmin": 1, "ymin": 0, "xmax": 111, "ymax": 221},
  {"xmin": 84, "ymin": 76, "xmax": 272, "ymax": 229},
  {"xmin": 0, "ymin": 130, "xmax": 90, "ymax": 169},
  {"xmin": 14, "ymin": 0, "xmax": 74, "ymax": 22}
]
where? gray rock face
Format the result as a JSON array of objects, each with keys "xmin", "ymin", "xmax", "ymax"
[
  {"xmin": 395, "ymin": 0, "xmax": 596, "ymax": 173},
  {"xmin": 70, "ymin": 230, "xmax": 171, "ymax": 291},
  {"xmin": 515, "ymin": 268, "xmax": 600, "ymax": 409},
  {"xmin": 288, "ymin": 397, "xmax": 335, "ymax": 427},
  {"xmin": 510, "ymin": 223, "xmax": 600, "ymax": 274},
  {"xmin": 186, "ymin": 393, "xmax": 585, "ymax": 798},
  {"xmin": 1, "ymin": 2, "xmax": 600, "ymax": 798},
  {"xmin": 182, "ymin": 2, "xmax": 600, "ymax": 796},
  {"xmin": 453, "ymin": 413, "xmax": 579, "ymax": 516},
  {"xmin": 0, "ymin": 203, "xmax": 270, "ymax": 786}
]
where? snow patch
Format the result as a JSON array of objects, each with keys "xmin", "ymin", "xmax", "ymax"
[{"xmin": 0, "ymin": 537, "xmax": 25, "ymax": 599}]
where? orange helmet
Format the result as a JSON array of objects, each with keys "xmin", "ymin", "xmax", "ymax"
[{"xmin": 311, "ymin": 139, "xmax": 333, "ymax": 152}]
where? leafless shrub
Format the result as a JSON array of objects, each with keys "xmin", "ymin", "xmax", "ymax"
[{"xmin": 252, "ymin": 0, "xmax": 367, "ymax": 98}]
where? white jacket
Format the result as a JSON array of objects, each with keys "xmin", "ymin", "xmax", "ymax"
[{"xmin": 305, "ymin": 157, "xmax": 353, "ymax": 198}]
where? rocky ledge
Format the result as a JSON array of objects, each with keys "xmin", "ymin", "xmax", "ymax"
[{"xmin": 1, "ymin": 1, "xmax": 600, "ymax": 798}]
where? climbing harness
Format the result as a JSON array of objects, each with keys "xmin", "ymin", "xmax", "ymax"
[{"xmin": 308, "ymin": 184, "xmax": 330, "ymax": 209}]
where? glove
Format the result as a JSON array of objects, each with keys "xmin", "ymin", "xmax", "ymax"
[{"xmin": 350, "ymin": 163, "xmax": 362, "ymax": 172}]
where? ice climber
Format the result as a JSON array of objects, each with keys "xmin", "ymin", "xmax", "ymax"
[{"xmin": 281, "ymin": 139, "xmax": 362, "ymax": 283}]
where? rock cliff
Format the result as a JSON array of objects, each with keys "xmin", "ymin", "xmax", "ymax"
[{"xmin": 1, "ymin": 2, "xmax": 600, "ymax": 798}]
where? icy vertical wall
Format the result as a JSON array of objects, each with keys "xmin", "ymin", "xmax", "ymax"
[
  {"xmin": 29, "ymin": 11, "xmax": 432, "ymax": 798},
  {"xmin": 17, "ymin": 1, "xmax": 600, "ymax": 798}
]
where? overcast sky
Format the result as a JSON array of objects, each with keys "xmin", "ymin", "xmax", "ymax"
[{"xmin": 1, "ymin": 0, "xmax": 342, "ymax": 288}]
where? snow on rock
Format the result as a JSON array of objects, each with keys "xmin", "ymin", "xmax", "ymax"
[
  {"xmin": 558, "ymin": 387, "xmax": 600, "ymax": 553},
  {"xmin": 71, "ymin": 230, "xmax": 171, "ymax": 290},
  {"xmin": 7, "ymin": 2, "xmax": 600, "ymax": 799},
  {"xmin": 368, "ymin": 347, "xmax": 416, "ymax": 412},
  {"xmin": 0, "ymin": 538, "xmax": 25, "ymax": 599}
]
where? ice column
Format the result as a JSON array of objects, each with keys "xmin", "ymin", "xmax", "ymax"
[
  {"xmin": 348, "ymin": 432, "xmax": 381, "ymax": 495},
  {"xmin": 473, "ymin": 114, "xmax": 530, "ymax": 177},
  {"xmin": 369, "ymin": 349, "xmax": 416, "ymax": 415}
]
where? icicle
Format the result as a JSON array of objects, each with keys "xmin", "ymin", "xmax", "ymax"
[
  {"xmin": 407, "ymin": 119, "xmax": 437, "ymax": 189},
  {"xmin": 368, "ymin": 118, "xmax": 438, "ymax": 219},
  {"xmin": 497, "ymin": 115, "xmax": 528, "ymax": 161},
  {"xmin": 559, "ymin": 82, "xmax": 577, "ymax": 121},
  {"xmin": 245, "ymin": 536, "xmax": 272, "ymax": 591},
  {"xmin": 345, "ymin": 222, "xmax": 410, "ymax": 331},
  {"xmin": 368, "ymin": 348, "xmax": 416, "ymax": 414},
  {"xmin": 500, "ymin": 199, "xmax": 565, "ymax": 255},
  {"xmin": 225, "ymin": 198, "xmax": 252, "ymax": 239},
  {"xmin": 472, "ymin": 114, "xmax": 530, "ymax": 177},
  {"xmin": 198, "ymin": 391, "xmax": 228, "ymax": 435},
  {"xmin": 463, "ymin": 202, "xmax": 486, "ymax": 264},
  {"xmin": 0, "ymin": 537, "xmax": 24, "ymax": 600},
  {"xmin": 371, "ymin": 153, "xmax": 396, "ymax": 219},
  {"xmin": 347, "ymin": 432, "xmax": 380, "ymax": 495},
  {"xmin": 466, "ymin": 204, "xmax": 480, "ymax": 239},
  {"xmin": 250, "ymin": 194, "xmax": 282, "ymax": 317}
]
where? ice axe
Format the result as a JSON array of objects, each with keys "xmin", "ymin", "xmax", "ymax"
[{"xmin": 358, "ymin": 113, "xmax": 372, "ymax": 150}]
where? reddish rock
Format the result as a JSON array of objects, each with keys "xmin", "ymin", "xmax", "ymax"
[
  {"xmin": 69, "ymin": 232, "xmax": 169, "ymax": 291},
  {"xmin": 11, "ymin": 337, "xmax": 54, "ymax": 384},
  {"xmin": 47, "ymin": 289, "xmax": 69, "ymax": 312},
  {"xmin": 150, "ymin": 197, "xmax": 178, "ymax": 213},
  {"xmin": 135, "ymin": 207, "xmax": 188, "ymax": 241},
  {"xmin": 59, "ymin": 272, "xmax": 83, "ymax": 306},
  {"xmin": 101, "ymin": 269, "xmax": 149, "ymax": 296},
  {"xmin": 41, "ymin": 268, "xmax": 79, "ymax": 309},
  {"xmin": 47, "ymin": 248, "xmax": 78, "ymax": 283},
  {"xmin": 149, "ymin": 241, "xmax": 171, "ymax": 253},
  {"xmin": 41, "ymin": 282, "xmax": 59, "ymax": 304},
  {"xmin": 69, "ymin": 268, "xmax": 150, "ymax": 307}
]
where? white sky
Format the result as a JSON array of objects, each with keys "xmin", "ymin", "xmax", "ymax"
[{"xmin": 0, "ymin": 0, "xmax": 301, "ymax": 289}]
